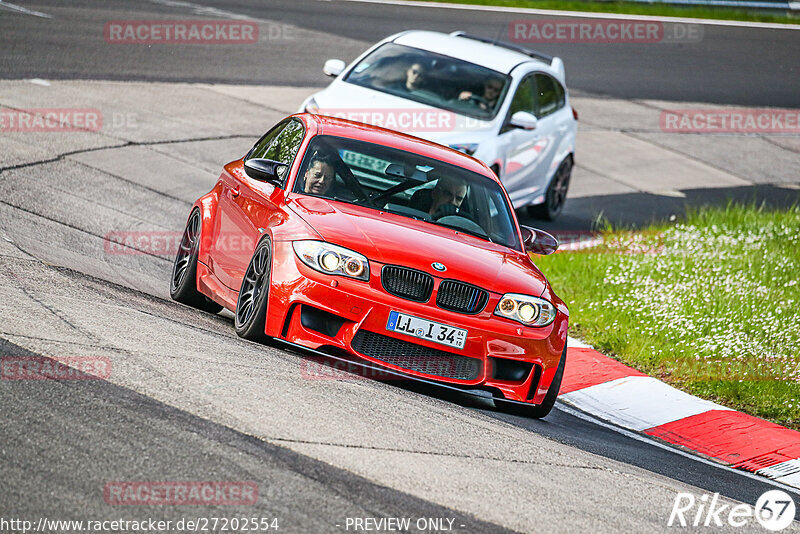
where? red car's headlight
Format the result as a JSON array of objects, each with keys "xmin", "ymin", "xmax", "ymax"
[
  {"xmin": 495, "ymin": 294, "xmax": 556, "ymax": 327},
  {"xmin": 292, "ymin": 241, "xmax": 370, "ymax": 281}
]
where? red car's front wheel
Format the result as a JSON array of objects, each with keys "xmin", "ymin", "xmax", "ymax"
[{"xmin": 234, "ymin": 237, "xmax": 272, "ymax": 341}]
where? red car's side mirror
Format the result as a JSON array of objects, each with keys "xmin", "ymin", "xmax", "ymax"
[
  {"xmin": 521, "ymin": 226, "xmax": 559, "ymax": 255},
  {"xmin": 243, "ymin": 158, "xmax": 288, "ymax": 188}
]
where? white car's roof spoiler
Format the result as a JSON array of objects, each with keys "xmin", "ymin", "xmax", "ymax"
[
  {"xmin": 551, "ymin": 57, "xmax": 566, "ymax": 83},
  {"xmin": 450, "ymin": 31, "xmax": 553, "ymax": 64},
  {"xmin": 449, "ymin": 31, "xmax": 565, "ymax": 82}
]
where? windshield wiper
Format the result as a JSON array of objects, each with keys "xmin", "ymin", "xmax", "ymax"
[{"xmin": 435, "ymin": 221, "xmax": 493, "ymax": 243}]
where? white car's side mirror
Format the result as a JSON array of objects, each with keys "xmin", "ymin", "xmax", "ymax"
[
  {"xmin": 509, "ymin": 111, "xmax": 538, "ymax": 130},
  {"xmin": 323, "ymin": 59, "xmax": 346, "ymax": 78}
]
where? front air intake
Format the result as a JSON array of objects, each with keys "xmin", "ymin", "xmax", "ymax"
[{"xmin": 351, "ymin": 330, "xmax": 481, "ymax": 381}]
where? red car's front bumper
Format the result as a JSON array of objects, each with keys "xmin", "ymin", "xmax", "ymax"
[{"xmin": 265, "ymin": 242, "xmax": 568, "ymax": 405}]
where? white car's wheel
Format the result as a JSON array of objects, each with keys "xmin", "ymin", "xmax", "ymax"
[{"xmin": 528, "ymin": 158, "xmax": 572, "ymax": 221}]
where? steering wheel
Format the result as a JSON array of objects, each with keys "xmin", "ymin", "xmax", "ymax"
[
  {"xmin": 432, "ymin": 204, "xmax": 459, "ymax": 219},
  {"xmin": 466, "ymin": 94, "xmax": 489, "ymax": 108}
]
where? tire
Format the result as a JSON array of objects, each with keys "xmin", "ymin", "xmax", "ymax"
[
  {"xmin": 527, "ymin": 157, "xmax": 572, "ymax": 221},
  {"xmin": 170, "ymin": 209, "xmax": 223, "ymax": 314},
  {"xmin": 494, "ymin": 344, "xmax": 567, "ymax": 419},
  {"xmin": 234, "ymin": 237, "xmax": 272, "ymax": 342}
]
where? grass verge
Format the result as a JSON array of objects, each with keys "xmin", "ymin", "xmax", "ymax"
[
  {"xmin": 417, "ymin": 0, "xmax": 800, "ymax": 24},
  {"xmin": 535, "ymin": 202, "xmax": 800, "ymax": 429}
]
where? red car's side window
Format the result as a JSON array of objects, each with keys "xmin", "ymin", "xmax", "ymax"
[{"xmin": 247, "ymin": 119, "xmax": 305, "ymax": 182}]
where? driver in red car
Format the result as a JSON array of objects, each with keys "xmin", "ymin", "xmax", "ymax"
[
  {"xmin": 302, "ymin": 154, "xmax": 336, "ymax": 196},
  {"xmin": 409, "ymin": 176, "xmax": 468, "ymax": 219}
]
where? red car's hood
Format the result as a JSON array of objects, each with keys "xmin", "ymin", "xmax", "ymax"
[{"xmin": 288, "ymin": 196, "xmax": 547, "ymax": 297}]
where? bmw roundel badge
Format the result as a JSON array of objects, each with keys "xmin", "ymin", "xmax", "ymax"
[{"xmin": 432, "ymin": 262, "xmax": 446, "ymax": 272}]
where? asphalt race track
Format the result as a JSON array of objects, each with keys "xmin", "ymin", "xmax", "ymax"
[
  {"xmin": 2, "ymin": 0, "xmax": 800, "ymax": 106},
  {"xmin": 1, "ymin": 1, "xmax": 800, "ymax": 532}
]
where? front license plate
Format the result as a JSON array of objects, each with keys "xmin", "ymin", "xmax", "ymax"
[{"xmin": 386, "ymin": 311, "xmax": 467, "ymax": 350}]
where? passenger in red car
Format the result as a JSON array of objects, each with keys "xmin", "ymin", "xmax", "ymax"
[
  {"xmin": 410, "ymin": 176, "xmax": 468, "ymax": 218},
  {"xmin": 303, "ymin": 155, "xmax": 336, "ymax": 196}
]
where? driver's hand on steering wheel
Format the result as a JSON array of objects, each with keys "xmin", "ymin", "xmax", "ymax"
[
  {"xmin": 433, "ymin": 203, "xmax": 459, "ymax": 220},
  {"xmin": 458, "ymin": 91, "xmax": 473, "ymax": 101}
]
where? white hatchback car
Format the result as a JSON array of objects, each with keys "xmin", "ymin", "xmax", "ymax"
[{"xmin": 300, "ymin": 30, "xmax": 577, "ymax": 220}]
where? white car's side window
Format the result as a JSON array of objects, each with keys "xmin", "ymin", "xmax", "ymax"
[
  {"xmin": 500, "ymin": 75, "xmax": 537, "ymax": 133},
  {"xmin": 534, "ymin": 74, "xmax": 566, "ymax": 118}
]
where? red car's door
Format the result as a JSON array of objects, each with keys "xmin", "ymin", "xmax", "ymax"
[
  {"xmin": 210, "ymin": 119, "xmax": 306, "ymax": 291},
  {"xmin": 211, "ymin": 168, "xmax": 257, "ymax": 291}
]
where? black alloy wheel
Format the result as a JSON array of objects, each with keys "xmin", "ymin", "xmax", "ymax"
[
  {"xmin": 170, "ymin": 209, "xmax": 223, "ymax": 313},
  {"xmin": 528, "ymin": 157, "xmax": 572, "ymax": 221},
  {"xmin": 234, "ymin": 237, "xmax": 272, "ymax": 341}
]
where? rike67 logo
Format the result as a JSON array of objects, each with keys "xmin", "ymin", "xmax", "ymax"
[{"xmin": 669, "ymin": 490, "xmax": 796, "ymax": 531}]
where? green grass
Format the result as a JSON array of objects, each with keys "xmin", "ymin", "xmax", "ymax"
[
  {"xmin": 419, "ymin": 0, "xmax": 800, "ymax": 24},
  {"xmin": 535, "ymin": 203, "xmax": 800, "ymax": 429}
]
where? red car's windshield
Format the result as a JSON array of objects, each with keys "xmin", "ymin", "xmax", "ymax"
[{"xmin": 293, "ymin": 135, "xmax": 521, "ymax": 250}]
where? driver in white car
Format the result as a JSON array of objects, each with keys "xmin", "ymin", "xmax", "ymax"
[{"xmin": 457, "ymin": 78, "xmax": 503, "ymax": 111}]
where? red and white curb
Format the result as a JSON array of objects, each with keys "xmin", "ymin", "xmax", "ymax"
[{"xmin": 560, "ymin": 337, "xmax": 800, "ymax": 490}]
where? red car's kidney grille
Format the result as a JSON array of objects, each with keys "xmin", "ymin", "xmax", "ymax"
[
  {"xmin": 381, "ymin": 265, "xmax": 434, "ymax": 302},
  {"xmin": 351, "ymin": 330, "xmax": 481, "ymax": 381},
  {"xmin": 436, "ymin": 281, "xmax": 489, "ymax": 314}
]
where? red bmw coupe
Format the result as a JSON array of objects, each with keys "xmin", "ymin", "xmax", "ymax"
[{"xmin": 170, "ymin": 113, "xmax": 568, "ymax": 417}]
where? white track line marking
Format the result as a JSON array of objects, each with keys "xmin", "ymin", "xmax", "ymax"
[
  {"xmin": 556, "ymin": 402, "xmax": 800, "ymax": 495},
  {"xmin": 148, "ymin": 0, "xmax": 253, "ymax": 20},
  {"xmin": 337, "ymin": 0, "xmax": 800, "ymax": 30},
  {"xmin": 774, "ymin": 472, "xmax": 800, "ymax": 489},
  {"xmin": 567, "ymin": 335, "xmax": 593, "ymax": 349},
  {"xmin": 560, "ymin": 375, "xmax": 731, "ymax": 431},
  {"xmin": 0, "ymin": 0, "xmax": 52, "ymax": 18},
  {"xmin": 759, "ymin": 460, "xmax": 800, "ymax": 489}
]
